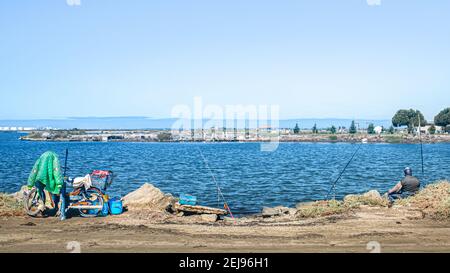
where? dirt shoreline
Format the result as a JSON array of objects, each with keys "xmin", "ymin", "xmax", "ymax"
[
  {"xmin": 2, "ymin": 182, "xmax": 450, "ymax": 253},
  {"xmin": 1, "ymin": 206, "xmax": 450, "ymax": 253}
]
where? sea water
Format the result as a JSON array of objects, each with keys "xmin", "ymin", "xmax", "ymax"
[{"xmin": 1, "ymin": 132, "xmax": 449, "ymax": 215}]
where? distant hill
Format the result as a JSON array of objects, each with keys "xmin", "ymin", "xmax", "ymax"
[{"xmin": 0, "ymin": 117, "xmax": 391, "ymax": 130}]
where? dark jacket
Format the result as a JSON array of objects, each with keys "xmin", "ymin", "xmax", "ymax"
[{"xmin": 401, "ymin": 175, "xmax": 420, "ymax": 193}]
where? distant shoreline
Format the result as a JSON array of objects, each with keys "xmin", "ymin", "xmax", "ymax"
[{"xmin": 17, "ymin": 130, "xmax": 450, "ymax": 144}]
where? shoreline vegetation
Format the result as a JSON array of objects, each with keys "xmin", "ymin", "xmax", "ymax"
[
  {"xmin": 9, "ymin": 107, "xmax": 450, "ymax": 144},
  {"xmin": 1, "ymin": 181, "xmax": 449, "ymax": 252},
  {"xmin": 18, "ymin": 129, "xmax": 450, "ymax": 144},
  {"xmin": 4, "ymin": 181, "xmax": 450, "ymax": 220}
]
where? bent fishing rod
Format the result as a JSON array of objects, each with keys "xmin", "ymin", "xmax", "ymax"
[
  {"xmin": 197, "ymin": 146, "xmax": 235, "ymax": 219},
  {"xmin": 326, "ymin": 142, "xmax": 362, "ymax": 200}
]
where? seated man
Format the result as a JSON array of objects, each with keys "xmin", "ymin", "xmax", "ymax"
[{"xmin": 386, "ymin": 167, "xmax": 420, "ymax": 204}]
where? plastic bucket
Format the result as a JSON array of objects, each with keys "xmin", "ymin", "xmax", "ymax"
[
  {"xmin": 179, "ymin": 194, "xmax": 197, "ymax": 206},
  {"xmin": 108, "ymin": 197, "xmax": 123, "ymax": 215}
]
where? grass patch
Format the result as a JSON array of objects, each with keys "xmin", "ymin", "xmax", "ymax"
[
  {"xmin": 295, "ymin": 200, "xmax": 350, "ymax": 218},
  {"xmin": 343, "ymin": 192, "xmax": 389, "ymax": 208},
  {"xmin": 396, "ymin": 181, "xmax": 450, "ymax": 220},
  {"xmin": 295, "ymin": 182, "xmax": 450, "ymax": 220},
  {"xmin": 296, "ymin": 190, "xmax": 389, "ymax": 219},
  {"xmin": 0, "ymin": 194, "xmax": 24, "ymax": 217}
]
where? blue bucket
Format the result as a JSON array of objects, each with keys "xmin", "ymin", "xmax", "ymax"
[
  {"xmin": 179, "ymin": 194, "xmax": 197, "ymax": 206},
  {"xmin": 108, "ymin": 197, "xmax": 123, "ymax": 215}
]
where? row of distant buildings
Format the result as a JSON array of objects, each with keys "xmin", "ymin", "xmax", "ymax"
[
  {"xmin": 418, "ymin": 125, "xmax": 446, "ymax": 134},
  {"xmin": 6, "ymin": 122, "xmax": 448, "ymax": 138},
  {"xmin": 0, "ymin": 126, "xmax": 36, "ymax": 131}
]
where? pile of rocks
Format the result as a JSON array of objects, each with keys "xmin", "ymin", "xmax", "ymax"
[
  {"xmin": 261, "ymin": 206, "xmax": 296, "ymax": 218},
  {"xmin": 122, "ymin": 183, "xmax": 177, "ymax": 212},
  {"xmin": 260, "ymin": 189, "xmax": 389, "ymax": 219},
  {"xmin": 122, "ymin": 183, "xmax": 225, "ymax": 222},
  {"xmin": 343, "ymin": 190, "xmax": 388, "ymax": 207}
]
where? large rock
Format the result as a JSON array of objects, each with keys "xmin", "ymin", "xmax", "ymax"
[
  {"xmin": 122, "ymin": 183, "xmax": 176, "ymax": 212},
  {"xmin": 262, "ymin": 206, "xmax": 291, "ymax": 217},
  {"xmin": 343, "ymin": 194, "xmax": 359, "ymax": 203},
  {"xmin": 200, "ymin": 214, "xmax": 218, "ymax": 222},
  {"xmin": 362, "ymin": 190, "xmax": 383, "ymax": 201},
  {"xmin": 344, "ymin": 190, "xmax": 383, "ymax": 202},
  {"xmin": 295, "ymin": 201, "xmax": 315, "ymax": 210},
  {"xmin": 223, "ymin": 216, "xmax": 235, "ymax": 222},
  {"xmin": 9, "ymin": 185, "xmax": 29, "ymax": 201},
  {"xmin": 262, "ymin": 207, "xmax": 278, "ymax": 217},
  {"xmin": 287, "ymin": 208, "xmax": 297, "ymax": 215},
  {"xmin": 344, "ymin": 189, "xmax": 386, "ymax": 207}
]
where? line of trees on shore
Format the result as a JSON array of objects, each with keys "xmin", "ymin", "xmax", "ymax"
[
  {"xmin": 292, "ymin": 107, "xmax": 450, "ymax": 135},
  {"xmin": 392, "ymin": 108, "xmax": 450, "ymax": 134}
]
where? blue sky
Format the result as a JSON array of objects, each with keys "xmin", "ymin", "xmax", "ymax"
[{"xmin": 0, "ymin": 0, "xmax": 449, "ymax": 120}]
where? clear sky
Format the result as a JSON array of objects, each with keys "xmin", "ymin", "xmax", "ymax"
[{"xmin": 1, "ymin": 0, "xmax": 449, "ymax": 120}]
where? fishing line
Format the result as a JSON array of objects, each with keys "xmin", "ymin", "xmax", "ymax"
[
  {"xmin": 418, "ymin": 116, "xmax": 425, "ymax": 177},
  {"xmin": 197, "ymin": 146, "xmax": 235, "ymax": 219},
  {"xmin": 63, "ymin": 148, "xmax": 69, "ymax": 178},
  {"xmin": 420, "ymin": 142, "xmax": 424, "ymax": 176},
  {"xmin": 326, "ymin": 143, "xmax": 362, "ymax": 200}
]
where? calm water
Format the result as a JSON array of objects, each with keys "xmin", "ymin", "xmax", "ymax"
[{"xmin": 1, "ymin": 132, "xmax": 449, "ymax": 215}]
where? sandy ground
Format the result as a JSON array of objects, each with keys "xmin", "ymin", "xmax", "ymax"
[{"xmin": 1, "ymin": 205, "xmax": 449, "ymax": 253}]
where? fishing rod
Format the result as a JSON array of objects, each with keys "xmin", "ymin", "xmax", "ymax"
[
  {"xmin": 197, "ymin": 146, "xmax": 235, "ymax": 219},
  {"xmin": 326, "ymin": 142, "xmax": 362, "ymax": 200},
  {"xmin": 63, "ymin": 148, "xmax": 69, "ymax": 178}
]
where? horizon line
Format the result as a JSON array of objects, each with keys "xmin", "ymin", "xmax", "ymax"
[{"xmin": 0, "ymin": 116, "xmax": 392, "ymax": 121}]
